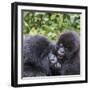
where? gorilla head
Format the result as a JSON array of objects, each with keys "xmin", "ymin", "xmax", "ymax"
[
  {"xmin": 57, "ymin": 31, "xmax": 80, "ymax": 75},
  {"xmin": 57, "ymin": 31, "xmax": 80, "ymax": 59}
]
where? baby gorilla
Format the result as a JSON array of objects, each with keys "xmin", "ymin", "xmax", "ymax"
[
  {"xmin": 57, "ymin": 31, "xmax": 80, "ymax": 75},
  {"xmin": 48, "ymin": 52, "xmax": 61, "ymax": 75},
  {"xmin": 47, "ymin": 43, "xmax": 65, "ymax": 75},
  {"xmin": 22, "ymin": 35, "xmax": 61, "ymax": 77}
]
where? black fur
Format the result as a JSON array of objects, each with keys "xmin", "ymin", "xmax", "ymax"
[
  {"xmin": 57, "ymin": 31, "xmax": 80, "ymax": 75},
  {"xmin": 22, "ymin": 35, "xmax": 60, "ymax": 77}
]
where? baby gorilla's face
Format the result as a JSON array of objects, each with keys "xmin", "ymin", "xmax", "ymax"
[
  {"xmin": 48, "ymin": 53, "xmax": 61, "ymax": 70},
  {"xmin": 57, "ymin": 44, "xmax": 65, "ymax": 60}
]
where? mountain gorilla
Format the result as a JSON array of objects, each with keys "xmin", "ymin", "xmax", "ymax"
[
  {"xmin": 22, "ymin": 31, "xmax": 80, "ymax": 77},
  {"xmin": 57, "ymin": 31, "xmax": 80, "ymax": 75},
  {"xmin": 22, "ymin": 35, "xmax": 62, "ymax": 77}
]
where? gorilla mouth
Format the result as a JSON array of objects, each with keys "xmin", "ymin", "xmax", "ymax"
[
  {"xmin": 57, "ymin": 56, "xmax": 64, "ymax": 59},
  {"xmin": 58, "ymin": 51, "xmax": 64, "ymax": 55},
  {"xmin": 57, "ymin": 51, "xmax": 65, "ymax": 59}
]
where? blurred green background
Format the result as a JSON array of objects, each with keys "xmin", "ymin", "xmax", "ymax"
[{"xmin": 22, "ymin": 11, "xmax": 80, "ymax": 41}]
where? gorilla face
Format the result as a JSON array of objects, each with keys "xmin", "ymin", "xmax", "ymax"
[
  {"xmin": 48, "ymin": 53, "xmax": 61, "ymax": 69},
  {"xmin": 57, "ymin": 31, "xmax": 80, "ymax": 59}
]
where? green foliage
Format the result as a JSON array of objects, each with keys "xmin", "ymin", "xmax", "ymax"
[{"xmin": 23, "ymin": 11, "xmax": 80, "ymax": 41}]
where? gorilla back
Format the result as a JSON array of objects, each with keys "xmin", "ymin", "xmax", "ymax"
[{"xmin": 23, "ymin": 35, "xmax": 56, "ymax": 77}]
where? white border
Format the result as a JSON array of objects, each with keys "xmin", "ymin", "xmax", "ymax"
[{"xmin": 18, "ymin": 5, "xmax": 86, "ymax": 84}]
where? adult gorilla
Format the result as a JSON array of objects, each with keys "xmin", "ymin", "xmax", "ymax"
[
  {"xmin": 57, "ymin": 31, "xmax": 80, "ymax": 75},
  {"xmin": 22, "ymin": 35, "xmax": 61, "ymax": 77}
]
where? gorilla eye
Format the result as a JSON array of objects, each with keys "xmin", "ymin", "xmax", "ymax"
[
  {"xmin": 67, "ymin": 46, "xmax": 73, "ymax": 51},
  {"xmin": 65, "ymin": 47, "xmax": 68, "ymax": 51},
  {"xmin": 65, "ymin": 44, "xmax": 72, "ymax": 52}
]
